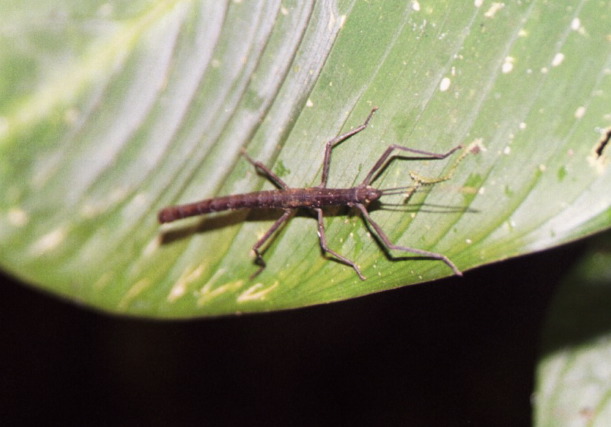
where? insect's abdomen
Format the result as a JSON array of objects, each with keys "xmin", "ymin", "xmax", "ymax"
[
  {"xmin": 158, "ymin": 187, "xmax": 380, "ymax": 223},
  {"xmin": 158, "ymin": 191, "xmax": 279, "ymax": 223}
]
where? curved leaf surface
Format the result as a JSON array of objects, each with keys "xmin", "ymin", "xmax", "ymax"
[{"xmin": 1, "ymin": 1, "xmax": 610, "ymax": 317}]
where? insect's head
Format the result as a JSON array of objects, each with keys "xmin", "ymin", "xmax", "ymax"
[{"xmin": 359, "ymin": 186, "xmax": 383, "ymax": 204}]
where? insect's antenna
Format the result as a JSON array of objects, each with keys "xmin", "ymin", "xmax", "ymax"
[
  {"xmin": 406, "ymin": 144, "xmax": 479, "ymax": 198},
  {"xmin": 377, "ymin": 144, "xmax": 479, "ymax": 201},
  {"xmin": 412, "ymin": 144, "xmax": 477, "ymax": 184},
  {"xmin": 379, "ymin": 186, "xmax": 417, "ymax": 196}
]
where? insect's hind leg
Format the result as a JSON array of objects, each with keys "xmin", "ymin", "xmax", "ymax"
[
  {"xmin": 319, "ymin": 107, "xmax": 378, "ymax": 188},
  {"xmin": 241, "ymin": 149, "xmax": 289, "ymax": 190},
  {"xmin": 250, "ymin": 209, "xmax": 293, "ymax": 279},
  {"xmin": 314, "ymin": 208, "xmax": 366, "ymax": 280},
  {"xmin": 355, "ymin": 204, "xmax": 462, "ymax": 276}
]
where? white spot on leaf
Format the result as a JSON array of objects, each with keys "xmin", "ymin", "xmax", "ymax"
[
  {"xmin": 502, "ymin": 57, "xmax": 515, "ymax": 73},
  {"xmin": 237, "ymin": 282, "xmax": 279, "ymax": 302},
  {"xmin": 119, "ymin": 279, "xmax": 151, "ymax": 310},
  {"xmin": 551, "ymin": 53, "xmax": 565, "ymax": 67},
  {"xmin": 31, "ymin": 227, "xmax": 67, "ymax": 255},
  {"xmin": 197, "ymin": 274, "xmax": 244, "ymax": 306},
  {"xmin": 484, "ymin": 3, "xmax": 505, "ymax": 18},
  {"xmin": 7, "ymin": 208, "xmax": 29, "ymax": 227},
  {"xmin": 167, "ymin": 265, "xmax": 205, "ymax": 302},
  {"xmin": 439, "ymin": 77, "xmax": 451, "ymax": 92}
]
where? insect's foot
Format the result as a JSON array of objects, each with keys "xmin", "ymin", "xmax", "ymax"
[
  {"xmin": 443, "ymin": 257, "xmax": 462, "ymax": 276},
  {"xmin": 249, "ymin": 267, "xmax": 264, "ymax": 280}
]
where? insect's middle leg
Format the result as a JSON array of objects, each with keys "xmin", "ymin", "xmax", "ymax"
[
  {"xmin": 250, "ymin": 208, "xmax": 293, "ymax": 279},
  {"xmin": 319, "ymin": 107, "xmax": 378, "ymax": 188},
  {"xmin": 314, "ymin": 208, "xmax": 365, "ymax": 280}
]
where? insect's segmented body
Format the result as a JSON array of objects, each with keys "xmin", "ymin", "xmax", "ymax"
[{"xmin": 158, "ymin": 186, "xmax": 383, "ymax": 223}]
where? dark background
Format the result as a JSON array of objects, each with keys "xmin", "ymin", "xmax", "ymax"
[{"xmin": 0, "ymin": 242, "xmax": 584, "ymax": 426}]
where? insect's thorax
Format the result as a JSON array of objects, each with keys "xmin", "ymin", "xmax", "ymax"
[{"xmin": 274, "ymin": 186, "xmax": 382, "ymax": 209}]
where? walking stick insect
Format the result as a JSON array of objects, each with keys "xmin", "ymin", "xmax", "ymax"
[{"xmin": 159, "ymin": 108, "xmax": 467, "ymax": 280}]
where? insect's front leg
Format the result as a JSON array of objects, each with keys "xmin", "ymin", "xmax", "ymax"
[
  {"xmin": 361, "ymin": 144, "xmax": 462, "ymax": 186},
  {"xmin": 355, "ymin": 204, "xmax": 462, "ymax": 276},
  {"xmin": 250, "ymin": 209, "xmax": 293, "ymax": 279}
]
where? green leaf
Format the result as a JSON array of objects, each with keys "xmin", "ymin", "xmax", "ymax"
[
  {"xmin": 1, "ymin": 1, "xmax": 610, "ymax": 317},
  {"xmin": 534, "ymin": 233, "xmax": 611, "ymax": 426}
]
